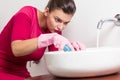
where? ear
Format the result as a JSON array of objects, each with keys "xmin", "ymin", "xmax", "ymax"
[{"xmin": 43, "ymin": 7, "xmax": 49, "ymax": 16}]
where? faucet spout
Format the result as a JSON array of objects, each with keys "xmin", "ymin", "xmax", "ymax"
[
  {"xmin": 97, "ymin": 19, "xmax": 116, "ymax": 29},
  {"xmin": 97, "ymin": 14, "xmax": 120, "ymax": 29}
]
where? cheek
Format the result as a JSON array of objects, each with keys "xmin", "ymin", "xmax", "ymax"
[{"xmin": 47, "ymin": 18, "xmax": 57, "ymax": 31}]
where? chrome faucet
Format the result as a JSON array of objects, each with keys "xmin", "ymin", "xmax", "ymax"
[{"xmin": 97, "ymin": 14, "xmax": 120, "ymax": 29}]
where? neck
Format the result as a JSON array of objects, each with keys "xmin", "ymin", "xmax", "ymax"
[{"xmin": 37, "ymin": 10, "xmax": 47, "ymax": 31}]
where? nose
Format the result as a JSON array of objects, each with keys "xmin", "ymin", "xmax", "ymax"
[
  {"xmin": 57, "ymin": 23, "xmax": 65, "ymax": 31},
  {"xmin": 57, "ymin": 22, "xmax": 66, "ymax": 31},
  {"xmin": 57, "ymin": 25, "xmax": 63, "ymax": 30}
]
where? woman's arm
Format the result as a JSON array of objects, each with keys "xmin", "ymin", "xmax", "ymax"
[{"xmin": 11, "ymin": 38, "xmax": 38, "ymax": 57}]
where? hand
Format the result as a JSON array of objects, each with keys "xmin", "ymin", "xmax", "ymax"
[
  {"xmin": 70, "ymin": 41, "xmax": 86, "ymax": 51},
  {"xmin": 37, "ymin": 33, "xmax": 74, "ymax": 51},
  {"xmin": 53, "ymin": 33, "xmax": 75, "ymax": 51},
  {"xmin": 37, "ymin": 33, "xmax": 57, "ymax": 48}
]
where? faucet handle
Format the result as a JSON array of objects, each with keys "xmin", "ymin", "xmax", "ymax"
[
  {"xmin": 115, "ymin": 14, "xmax": 120, "ymax": 20},
  {"xmin": 114, "ymin": 14, "xmax": 120, "ymax": 26}
]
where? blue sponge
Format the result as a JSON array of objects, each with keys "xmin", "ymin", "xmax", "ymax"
[{"xmin": 63, "ymin": 45, "xmax": 71, "ymax": 51}]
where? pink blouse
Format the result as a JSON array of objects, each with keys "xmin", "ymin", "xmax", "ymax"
[{"xmin": 0, "ymin": 6, "xmax": 59, "ymax": 80}]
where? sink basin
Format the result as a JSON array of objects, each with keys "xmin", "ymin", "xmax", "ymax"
[{"xmin": 44, "ymin": 47, "xmax": 120, "ymax": 78}]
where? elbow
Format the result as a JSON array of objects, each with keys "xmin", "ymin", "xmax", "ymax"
[
  {"xmin": 11, "ymin": 40, "xmax": 23, "ymax": 57},
  {"xmin": 12, "ymin": 46, "xmax": 22, "ymax": 57}
]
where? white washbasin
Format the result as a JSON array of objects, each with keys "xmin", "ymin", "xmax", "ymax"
[{"xmin": 44, "ymin": 47, "xmax": 120, "ymax": 78}]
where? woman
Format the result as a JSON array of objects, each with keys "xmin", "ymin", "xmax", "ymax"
[{"xmin": 0, "ymin": 0, "xmax": 85, "ymax": 80}]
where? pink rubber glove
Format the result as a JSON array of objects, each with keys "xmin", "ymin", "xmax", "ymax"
[
  {"xmin": 70, "ymin": 41, "xmax": 86, "ymax": 51},
  {"xmin": 53, "ymin": 34, "xmax": 74, "ymax": 51},
  {"xmin": 37, "ymin": 33, "xmax": 56, "ymax": 48},
  {"xmin": 38, "ymin": 33, "xmax": 74, "ymax": 51}
]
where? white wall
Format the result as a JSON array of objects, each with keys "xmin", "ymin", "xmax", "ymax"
[{"xmin": 1, "ymin": 0, "xmax": 120, "ymax": 77}]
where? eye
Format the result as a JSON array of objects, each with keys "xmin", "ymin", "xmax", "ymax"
[
  {"xmin": 55, "ymin": 17, "xmax": 62, "ymax": 23},
  {"xmin": 64, "ymin": 22, "xmax": 69, "ymax": 25}
]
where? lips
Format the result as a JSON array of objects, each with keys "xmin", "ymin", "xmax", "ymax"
[{"xmin": 54, "ymin": 30, "xmax": 61, "ymax": 34}]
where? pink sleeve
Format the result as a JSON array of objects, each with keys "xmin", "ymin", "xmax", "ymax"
[{"xmin": 11, "ymin": 13, "xmax": 31, "ymax": 41}]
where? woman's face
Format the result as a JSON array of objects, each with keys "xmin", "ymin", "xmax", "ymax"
[{"xmin": 44, "ymin": 8, "xmax": 73, "ymax": 33}]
